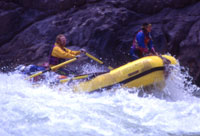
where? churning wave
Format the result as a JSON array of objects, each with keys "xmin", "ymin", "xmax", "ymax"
[{"xmin": 0, "ymin": 63, "xmax": 200, "ymax": 136}]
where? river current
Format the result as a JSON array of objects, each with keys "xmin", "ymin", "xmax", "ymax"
[{"xmin": 0, "ymin": 64, "xmax": 200, "ymax": 136}]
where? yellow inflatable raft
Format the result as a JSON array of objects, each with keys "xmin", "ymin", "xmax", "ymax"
[{"xmin": 72, "ymin": 55, "xmax": 177, "ymax": 93}]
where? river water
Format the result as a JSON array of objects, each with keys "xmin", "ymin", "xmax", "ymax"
[{"xmin": 0, "ymin": 64, "xmax": 200, "ymax": 136}]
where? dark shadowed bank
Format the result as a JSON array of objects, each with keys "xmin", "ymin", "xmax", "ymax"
[{"xmin": 0, "ymin": 0, "xmax": 200, "ymax": 86}]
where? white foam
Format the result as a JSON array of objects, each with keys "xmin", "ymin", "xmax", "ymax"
[{"xmin": 0, "ymin": 63, "xmax": 200, "ymax": 136}]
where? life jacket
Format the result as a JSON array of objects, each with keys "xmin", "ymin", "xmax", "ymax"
[
  {"xmin": 132, "ymin": 30, "xmax": 152, "ymax": 53},
  {"xmin": 49, "ymin": 44, "xmax": 65, "ymax": 65},
  {"xmin": 144, "ymin": 34, "xmax": 151, "ymax": 46}
]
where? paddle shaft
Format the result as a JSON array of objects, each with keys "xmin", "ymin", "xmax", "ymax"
[
  {"xmin": 59, "ymin": 71, "xmax": 107, "ymax": 83},
  {"xmin": 85, "ymin": 53, "xmax": 113, "ymax": 70},
  {"xmin": 60, "ymin": 75, "xmax": 89, "ymax": 83},
  {"xmin": 28, "ymin": 58, "xmax": 77, "ymax": 79},
  {"xmin": 51, "ymin": 58, "xmax": 77, "ymax": 71}
]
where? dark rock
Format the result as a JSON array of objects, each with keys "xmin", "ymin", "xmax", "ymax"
[{"xmin": 0, "ymin": 0, "xmax": 200, "ymax": 87}]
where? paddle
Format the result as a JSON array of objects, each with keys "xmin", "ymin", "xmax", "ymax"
[
  {"xmin": 28, "ymin": 58, "xmax": 78, "ymax": 79},
  {"xmin": 59, "ymin": 71, "xmax": 107, "ymax": 83},
  {"xmin": 85, "ymin": 52, "xmax": 114, "ymax": 70}
]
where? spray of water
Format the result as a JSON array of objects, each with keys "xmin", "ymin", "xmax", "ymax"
[{"xmin": 0, "ymin": 62, "xmax": 200, "ymax": 136}]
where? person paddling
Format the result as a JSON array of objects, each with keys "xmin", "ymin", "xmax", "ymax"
[
  {"xmin": 49, "ymin": 34, "xmax": 86, "ymax": 76},
  {"xmin": 130, "ymin": 23, "xmax": 158, "ymax": 60}
]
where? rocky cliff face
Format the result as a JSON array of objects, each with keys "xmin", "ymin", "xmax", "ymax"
[{"xmin": 0, "ymin": 0, "xmax": 200, "ymax": 86}]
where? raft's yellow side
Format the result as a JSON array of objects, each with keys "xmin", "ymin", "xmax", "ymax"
[{"xmin": 73, "ymin": 55, "xmax": 177, "ymax": 92}]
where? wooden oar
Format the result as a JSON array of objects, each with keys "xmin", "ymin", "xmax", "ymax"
[
  {"xmin": 85, "ymin": 52, "xmax": 113, "ymax": 70},
  {"xmin": 28, "ymin": 58, "xmax": 77, "ymax": 79}
]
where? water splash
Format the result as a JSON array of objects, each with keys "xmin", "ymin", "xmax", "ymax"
[{"xmin": 0, "ymin": 63, "xmax": 200, "ymax": 136}]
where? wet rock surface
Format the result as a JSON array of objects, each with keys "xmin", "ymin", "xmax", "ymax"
[{"xmin": 0, "ymin": 0, "xmax": 200, "ymax": 86}]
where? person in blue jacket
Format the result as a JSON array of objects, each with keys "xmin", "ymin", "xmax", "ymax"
[{"xmin": 130, "ymin": 23, "xmax": 158, "ymax": 60}]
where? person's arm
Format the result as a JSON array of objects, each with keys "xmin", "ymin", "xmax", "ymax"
[
  {"xmin": 52, "ymin": 46, "xmax": 76, "ymax": 59},
  {"xmin": 64, "ymin": 47, "xmax": 81, "ymax": 55},
  {"xmin": 147, "ymin": 40, "xmax": 157, "ymax": 55}
]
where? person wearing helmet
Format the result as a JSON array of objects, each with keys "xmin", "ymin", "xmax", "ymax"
[
  {"xmin": 49, "ymin": 34, "xmax": 86, "ymax": 75},
  {"xmin": 130, "ymin": 23, "xmax": 158, "ymax": 60}
]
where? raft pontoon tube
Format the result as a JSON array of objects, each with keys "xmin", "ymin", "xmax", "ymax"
[{"xmin": 72, "ymin": 55, "xmax": 177, "ymax": 92}]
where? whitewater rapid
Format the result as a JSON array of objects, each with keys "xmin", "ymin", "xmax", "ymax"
[{"xmin": 0, "ymin": 64, "xmax": 200, "ymax": 136}]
